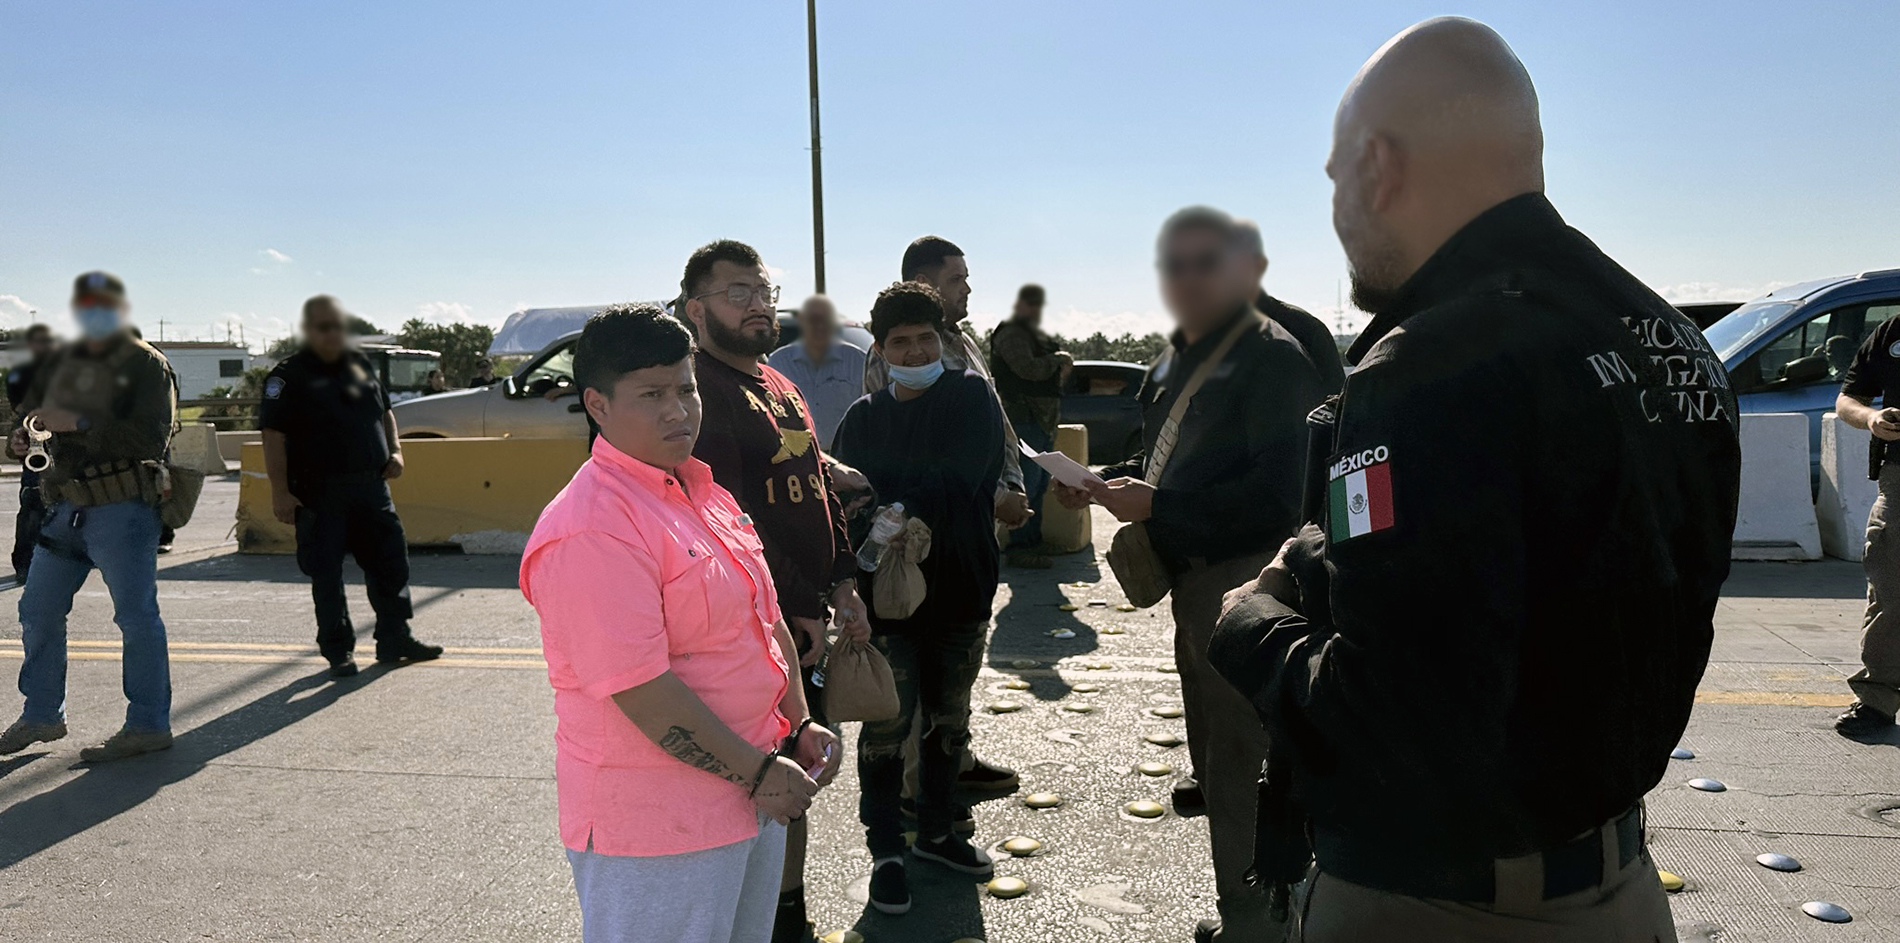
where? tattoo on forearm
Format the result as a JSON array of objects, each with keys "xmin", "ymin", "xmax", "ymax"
[{"xmin": 658, "ymin": 725, "xmax": 747, "ymax": 785}]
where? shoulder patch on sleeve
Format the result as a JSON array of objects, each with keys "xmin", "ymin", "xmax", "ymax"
[
  {"xmin": 1327, "ymin": 445, "xmax": 1394, "ymax": 541},
  {"xmin": 264, "ymin": 377, "xmax": 286, "ymax": 399}
]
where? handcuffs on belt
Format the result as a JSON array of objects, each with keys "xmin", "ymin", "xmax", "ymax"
[{"xmin": 21, "ymin": 415, "xmax": 52, "ymax": 474}]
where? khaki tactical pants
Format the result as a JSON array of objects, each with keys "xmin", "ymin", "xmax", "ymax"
[
  {"xmin": 1298, "ymin": 851, "xmax": 1676, "ymax": 942},
  {"xmin": 1172, "ymin": 552, "xmax": 1280, "ymax": 940},
  {"xmin": 1855, "ymin": 464, "xmax": 1900, "ymax": 715}
]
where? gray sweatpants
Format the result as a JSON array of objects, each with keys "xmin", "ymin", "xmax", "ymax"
[
  {"xmin": 566, "ymin": 816, "xmax": 787, "ymax": 943},
  {"xmin": 1855, "ymin": 464, "xmax": 1900, "ymax": 715}
]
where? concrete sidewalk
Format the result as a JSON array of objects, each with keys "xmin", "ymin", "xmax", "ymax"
[{"xmin": 0, "ymin": 492, "xmax": 1894, "ymax": 941}]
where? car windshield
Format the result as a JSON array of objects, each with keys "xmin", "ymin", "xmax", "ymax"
[
  {"xmin": 386, "ymin": 353, "xmax": 439, "ymax": 392},
  {"xmin": 1704, "ymin": 300, "xmax": 1800, "ymax": 362}
]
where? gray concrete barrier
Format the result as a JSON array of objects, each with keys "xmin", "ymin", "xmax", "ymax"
[
  {"xmin": 1733, "ymin": 412, "xmax": 1821, "ymax": 561},
  {"xmin": 1816, "ymin": 412, "xmax": 1877, "ymax": 561}
]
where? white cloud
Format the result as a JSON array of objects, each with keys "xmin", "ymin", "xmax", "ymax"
[
  {"xmin": 1658, "ymin": 280, "xmax": 1790, "ymax": 304},
  {"xmin": 0, "ymin": 294, "xmax": 40, "ymax": 330},
  {"xmin": 262, "ymin": 248, "xmax": 293, "ymax": 264},
  {"xmin": 415, "ymin": 301, "xmax": 483, "ymax": 325}
]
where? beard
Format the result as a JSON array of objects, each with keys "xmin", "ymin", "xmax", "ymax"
[
  {"xmin": 705, "ymin": 311, "xmax": 780, "ymax": 358},
  {"xmin": 1336, "ymin": 193, "xmax": 1407, "ymax": 317}
]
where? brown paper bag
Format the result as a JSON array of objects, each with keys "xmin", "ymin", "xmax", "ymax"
[
  {"xmin": 823, "ymin": 636, "xmax": 899, "ymax": 722},
  {"xmin": 872, "ymin": 518, "xmax": 932, "ymax": 620}
]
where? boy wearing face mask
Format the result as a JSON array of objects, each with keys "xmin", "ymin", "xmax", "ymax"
[
  {"xmin": 828, "ymin": 282, "xmax": 1005, "ymax": 917},
  {"xmin": 0, "ymin": 271, "xmax": 179, "ymax": 762}
]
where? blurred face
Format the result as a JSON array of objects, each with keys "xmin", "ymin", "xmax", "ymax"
[
  {"xmin": 71, "ymin": 295, "xmax": 128, "ymax": 342},
  {"xmin": 1157, "ymin": 226, "xmax": 1255, "ymax": 332},
  {"xmin": 797, "ymin": 297, "xmax": 837, "ymax": 351},
  {"xmin": 24, "ymin": 331, "xmax": 55, "ymax": 360},
  {"xmin": 1327, "ymin": 122, "xmax": 1407, "ymax": 314},
  {"xmin": 1012, "ymin": 297, "xmax": 1043, "ymax": 327},
  {"xmin": 584, "ymin": 358, "xmax": 701, "ymax": 471},
  {"xmin": 476, "ymin": 361, "xmax": 494, "ymax": 378},
  {"xmin": 917, "ymin": 256, "xmax": 970, "ymax": 324},
  {"xmin": 877, "ymin": 322, "xmax": 943, "ymax": 368},
  {"xmin": 303, "ymin": 304, "xmax": 348, "ymax": 361},
  {"xmin": 688, "ymin": 259, "xmax": 779, "ymax": 358}
]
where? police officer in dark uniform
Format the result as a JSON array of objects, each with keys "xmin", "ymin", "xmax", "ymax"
[
  {"xmin": 262, "ymin": 295, "xmax": 441, "ymax": 678},
  {"xmin": 1831, "ymin": 311, "xmax": 1900, "ymax": 738},
  {"xmin": 1209, "ymin": 20, "xmax": 1740, "ymax": 941},
  {"xmin": 7, "ymin": 323, "xmax": 59, "ymax": 577}
]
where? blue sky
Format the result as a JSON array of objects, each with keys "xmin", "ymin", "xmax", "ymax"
[{"xmin": 3, "ymin": 1, "xmax": 1897, "ymax": 349}]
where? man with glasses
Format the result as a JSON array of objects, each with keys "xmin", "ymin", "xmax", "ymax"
[
  {"xmin": 679, "ymin": 240, "xmax": 873, "ymax": 943},
  {"xmin": 1056, "ymin": 207, "xmax": 1323, "ymax": 943},
  {"xmin": 262, "ymin": 295, "xmax": 443, "ymax": 679}
]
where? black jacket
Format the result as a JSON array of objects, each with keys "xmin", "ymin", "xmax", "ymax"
[
  {"xmin": 1103, "ymin": 306, "xmax": 1323, "ymax": 572},
  {"xmin": 1258, "ymin": 291, "xmax": 1346, "ymax": 395},
  {"xmin": 1210, "ymin": 195, "xmax": 1741, "ymax": 869}
]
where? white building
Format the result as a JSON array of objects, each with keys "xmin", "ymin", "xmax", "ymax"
[{"xmin": 154, "ymin": 342, "xmax": 253, "ymax": 399}]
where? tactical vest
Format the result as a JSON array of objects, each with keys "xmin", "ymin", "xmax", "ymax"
[
  {"xmin": 987, "ymin": 320, "xmax": 1063, "ymax": 401},
  {"xmin": 33, "ymin": 336, "xmax": 178, "ymax": 507}
]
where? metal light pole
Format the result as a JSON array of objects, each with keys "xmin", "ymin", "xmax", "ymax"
[{"xmin": 805, "ymin": 0, "xmax": 827, "ymax": 294}]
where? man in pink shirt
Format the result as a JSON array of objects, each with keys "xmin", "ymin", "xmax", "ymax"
[{"xmin": 521, "ymin": 303, "xmax": 841, "ymax": 943}]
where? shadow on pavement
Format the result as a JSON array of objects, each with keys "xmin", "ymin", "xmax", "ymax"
[
  {"xmin": 158, "ymin": 551, "xmax": 523, "ymax": 590},
  {"xmin": 1722, "ymin": 560, "xmax": 1866, "ymax": 599},
  {"xmin": 0, "ymin": 665, "xmax": 387, "ymax": 871},
  {"xmin": 0, "ymin": 752, "xmax": 46, "ymax": 780},
  {"xmin": 988, "ymin": 550, "xmax": 1104, "ymax": 700},
  {"xmin": 848, "ymin": 860, "xmax": 986, "ymax": 943}
]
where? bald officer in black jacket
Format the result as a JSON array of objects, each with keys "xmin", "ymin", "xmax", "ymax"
[{"xmin": 1210, "ymin": 18, "xmax": 1740, "ymax": 942}]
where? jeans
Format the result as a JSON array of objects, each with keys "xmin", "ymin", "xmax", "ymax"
[
  {"xmin": 294, "ymin": 477, "xmax": 415, "ymax": 659},
  {"xmin": 859, "ymin": 622, "xmax": 985, "ymax": 858},
  {"xmin": 1006, "ymin": 407, "xmax": 1052, "ymax": 550},
  {"xmin": 17, "ymin": 498, "xmax": 170, "ymax": 731}
]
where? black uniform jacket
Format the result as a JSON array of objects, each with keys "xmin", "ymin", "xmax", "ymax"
[{"xmin": 1210, "ymin": 194, "xmax": 1742, "ymax": 864}]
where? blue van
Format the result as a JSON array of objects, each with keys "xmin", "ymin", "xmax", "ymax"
[{"xmin": 1704, "ymin": 269, "xmax": 1900, "ymax": 483}]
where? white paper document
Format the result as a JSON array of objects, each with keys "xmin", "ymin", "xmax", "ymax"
[{"xmin": 1019, "ymin": 441, "xmax": 1105, "ymax": 490}]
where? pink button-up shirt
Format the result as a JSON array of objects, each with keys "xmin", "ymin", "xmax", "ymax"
[{"xmin": 521, "ymin": 438, "xmax": 790, "ymax": 857}]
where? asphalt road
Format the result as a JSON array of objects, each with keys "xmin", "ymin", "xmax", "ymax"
[{"xmin": 0, "ymin": 477, "xmax": 1895, "ymax": 942}]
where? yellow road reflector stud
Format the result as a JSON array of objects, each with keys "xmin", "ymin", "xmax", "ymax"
[
  {"xmin": 1144, "ymin": 732, "xmax": 1185, "ymax": 747},
  {"xmin": 989, "ymin": 702, "xmax": 1024, "ymax": 714},
  {"xmin": 1011, "ymin": 659, "xmax": 1041, "ymax": 669},
  {"xmin": 987, "ymin": 877, "xmax": 1030, "ymax": 899},
  {"xmin": 1087, "ymin": 661, "xmax": 1114, "ymax": 670},
  {"xmin": 821, "ymin": 932, "xmax": 864, "ymax": 943},
  {"xmin": 1136, "ymin": 761, "xmax": 1174, "ymax": 777},
  {"xmin": 1023, "ymin": 793, "xmax": 1064, "ymax": 809},
  {"xmin": 1069, "ymin": 581, "xmax": 1091, "ymax": 588},
  {"xmin": 1657, "ymin": 870, "xmax": 1684, "ymax": 892},
  {"xmin": 1125, "ymin": 800, "xmax": 1167, "ymax": 819},
  {"xmin": 1116, "ymin": 604, "xmax": 1137, "ymax": 612},
  {"xmin": 1063, "ymin": 702, "xmax": 1096, "ymax": 713},
  {"xmin": 1002, "ymin": 836, "xmax": 1043, "ymax": 857},
  {"xmin": 1101, "ymin": 626, "xmax": 1126, "ymax": 635},
  {"xmin": 1051, "ymin": 628, "xmax": 1077, "ymax": 639},
  {"xmin": 1158, "ymin": 662, "xmax": 1178, "ymax": 673},
  {"xmin": 1058, "ymin": 603, "xmax": 1080, "ymax": 611},
  {"xmin": 1151, "ymin": 706, "xmax": 1185, "ymax": 719},
  {"xmin": 1072, "ymin": 682, "xmax": 1101, "ymax": 694},
  {"xmin": 1003, "ymin": 679, "xmax": 1032, "ymax": 691}
]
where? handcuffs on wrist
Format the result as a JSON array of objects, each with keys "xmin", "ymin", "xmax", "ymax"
[{"xmin": 748, "ymin": 717, "xmax": 821, "ymax": 799}]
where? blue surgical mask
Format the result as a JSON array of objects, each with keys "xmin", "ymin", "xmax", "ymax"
[
  {"xmin": 74, "ymin": 305, "xmax": 123, "ymax": 340},
  {"xmin": 888, "ymin": 359, "xmax": 944, "ymax": 391}
]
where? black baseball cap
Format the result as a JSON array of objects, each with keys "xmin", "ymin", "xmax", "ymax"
[{"xmin": 72, "ymin": 270, "xmax": 127, "ymax": 304}]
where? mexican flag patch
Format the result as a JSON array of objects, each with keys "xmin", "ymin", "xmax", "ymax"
[{"xmin": 1328, "ymin": 445, "xmax": 1393, "ymax": 541}]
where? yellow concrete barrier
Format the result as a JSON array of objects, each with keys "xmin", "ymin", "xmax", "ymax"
[
  {"xmin": 216, "ymin": 430, "xmax": 261, "ymax": 465},
  {"xmin": 237, "ymin": 438, "xmax": 589, "ymax": 554},
  {"xmin": 170, "ymin": 422, "xmax": 228, "ymax": 475},
  {"xmin": 1039, "ymin": 423, "xmax": 1092, "ymax": 554}
]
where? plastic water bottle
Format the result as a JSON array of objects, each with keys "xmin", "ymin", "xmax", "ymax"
[{"xmin": 856, "ymin": 502, "xmax": 906, "ymax": 571}]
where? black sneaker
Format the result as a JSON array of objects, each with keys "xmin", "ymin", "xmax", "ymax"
[
  {"xmin": 957, "ymin": 756, "xmax": 1019, "ymax": 793},
  {"xmin": 912, "ymin": 834, "xmax": 994, "ymax": 878},
  {"xmin": 869, "ymin": 859, "xmax": 911, "ymax": 915},
  {"xmin": 1172, "ymin": 775, "xmax": 1206, "ymax": 818},
  {"xmin": 326, "ymin": 654, "xmax": 359, "ymax": 678},
  {"xmin": 1835, "ymin": 701, "xmax": 1896, "ymax": 739},
  {"xmin": 771, "ymin": 888, "xmax": 814, "ymax": 943},
  {"xmin": 1194, "ymin": 918, "xmax": 1223, "ymax": 942},
  {"xmin": 376, "ymin": 637, "xmax": 444, "ymax": 665}
]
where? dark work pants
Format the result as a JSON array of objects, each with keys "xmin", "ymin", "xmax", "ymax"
[
  {"xmin": 859, "ymin": 623, "xmax": 985, "ymax": 859},
  {"xmin": 1005, "ymin": 407, "xmax": 1051, "ymax": 550},
  {"xmin": 12, "ymin": 475, "xmax": 44, "ymax": 576},
  {"xmin": 1173, "ymin": 552, "xmax": 1279, "ymax": 939},
  {"xmin": 294, "ymin": 477, "xmax": 414, "ymax": 659}
]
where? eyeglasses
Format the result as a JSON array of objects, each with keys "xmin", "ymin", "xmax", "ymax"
[{"xmin": 695, "ymin": 283, "xmax": 781, "ymax": 307}]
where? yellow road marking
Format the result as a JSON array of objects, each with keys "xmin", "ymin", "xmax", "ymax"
[
  {"xmin": 56, "ymin": 639, "xmax": 545, "ymax": 656},
  {"xmin": 1694, "ymin": 689, "xmax": 1854, "ymax": 708}
]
